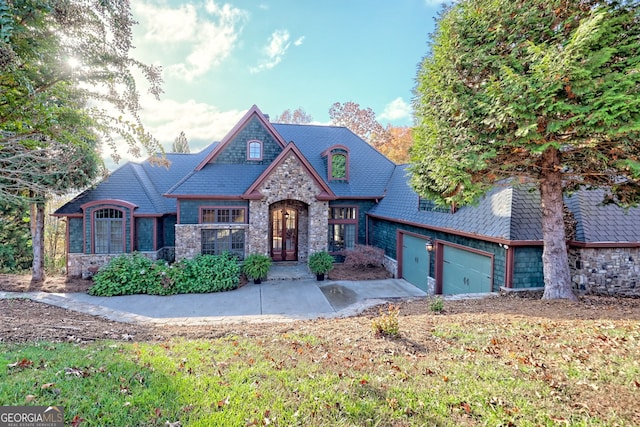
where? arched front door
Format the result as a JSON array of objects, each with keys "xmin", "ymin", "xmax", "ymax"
[{"xmin": 271, "ymin": 207, "xmax": 298, "ymax": 261}]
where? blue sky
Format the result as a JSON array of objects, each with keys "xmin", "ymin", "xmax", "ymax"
[{"xmin": 120, "ymin": 0, "xmax": 443, "ymax": 164}]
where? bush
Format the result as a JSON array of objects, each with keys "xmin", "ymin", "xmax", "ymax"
[
  {"xmin": 308, "ymin": 251, "xmax": 334, "ymax": 275},
  {"xmin": 242, "ymin": 253, "xmax": 272, "ymax": 281},
  {"xmin": 89, "ymin": 252, "xmax": 241, "ymax": 296},
  {"xmin": 343, "ymin": 244, "xmax": 385, "ymax": 268},
  {"xmin": 371, "ymin": 304, "xmax": 400, "ymax": 337},
  {"xmin": 89, "ymin": 253, "xmax": 160, "ymax": 296},
  {"xmin": 429, "ymin": 296, "xmax": 444, "ymax": 313},
  {"xmin": 176, "ymin": 253, "xmax": 240, "ymax": 294}
]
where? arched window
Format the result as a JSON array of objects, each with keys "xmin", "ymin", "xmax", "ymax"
[
  {"xmin": 247, "ymin": 140, "xmax": 263, "ymax": 160},
  {"xmin": 94, "ymin": 208, "xmax": 124, "ymax": 254},
  {"xmin": 324, "ymin": 145, "xmax": 350, "ymax": 181}
]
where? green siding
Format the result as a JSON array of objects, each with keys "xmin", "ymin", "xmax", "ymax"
[
  {"xmin": 135, "ymin": 217, "xmax": 155, "ymax": 251},
  {"xmin": 68, "ymin": 218, "xmax": 84, "ymax": 253},
  {"xmin": 512, "ymin": 246, "xmax": 544, "ymax": 288},
  {"xmin": 161, "ymin": 215, "xmax": 177, "ymax": 247},
  {"xmin": 213, "ymin": 116, "xmax": 282, "ymax": 165},
  {"xmin": 179, "ymin": 200, "xmax": 249, "ymax": 224},
  {"xmin": 368, "ymin": 217, "xmax": 507, "ymax": 291}
]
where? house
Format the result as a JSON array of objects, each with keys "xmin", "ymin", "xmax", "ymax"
[{"xmin": 55, "ymin": 105, "xmax": 640, "ymax": 296}]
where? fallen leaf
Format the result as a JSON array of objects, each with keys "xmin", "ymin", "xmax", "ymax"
[
  {"xmin": 25, "ymin": 394, "xmax": 36, "ymax": 403},
  {"xmin": 71, "ymin": 414, "xmax": 85, "ymax": 427},
  {"xmin": 41, "ymin": 383, "xmax": 56, "ymax": 389},
  {"xmin": 8, "ymin": 358, "xmax": 33, "ymax": 369}
]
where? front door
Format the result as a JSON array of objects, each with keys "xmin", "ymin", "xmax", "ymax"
[{"xmin": 271, "ymin": 208, "xmax": 298, "ymax": 261}]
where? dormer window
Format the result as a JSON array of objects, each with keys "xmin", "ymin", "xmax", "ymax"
[
  {"xmin": 323, "ymin": 145, "xmax": 350, "ymax": 181},
  {"xmin": 247, "ymin": 140, "xmax": 263, "ymax": 160}
]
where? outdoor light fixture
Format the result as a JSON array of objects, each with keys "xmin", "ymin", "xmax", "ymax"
[{"xmin": 425, "ymin": 238, "xmax": 434, "ymax": 252}]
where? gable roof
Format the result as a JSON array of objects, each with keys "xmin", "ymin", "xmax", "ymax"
[
  {"xmin": 273, "ymin": 123, "xmax": 396, "ymax": 198},
  {"xmin": 195, "ymin": 105, "xmax": 286, "ymax": 170},
  {"xmin": 243, "ymin": 142, "xmax": 335, "ymax": 200}
]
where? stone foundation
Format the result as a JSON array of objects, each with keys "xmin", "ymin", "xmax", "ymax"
[
  {"xmin": 67, "ymin": 250, "xmax": 168, "ymax": 279},
  {"xmin": 175, "ymin": 224, "xmax": 248, "ymax": 260},
  {"xmin": 570, "ymin": 247, "xmax": 640, "ymax": 296}
]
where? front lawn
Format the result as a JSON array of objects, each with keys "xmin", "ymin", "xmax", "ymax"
[{"xmin": 1, "ymin": 301, "xmax": 638, "ymax": 426}]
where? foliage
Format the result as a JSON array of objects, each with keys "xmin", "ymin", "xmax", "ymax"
[
  {"xmin": 242, "ymin": 253, "xmax": 272, "ymax": 280},
  {"xmin": 89, "ymin": 253, "xmax": 240, "ymax": 296},
  {"xmin": 171, "ymin": 131, "xmax": 190, "ymax": 153},
  {"xmin": 274, "ymin": 107, "xmax": 313, "ymax": 124},
  {"xmin": 0, "ymin": 200, "xmax": 32, "ymax": 272},
  {"xmin": 410, "ymin": 0, "xmax": 640, "ymax": 299},
  {"xmin": 329, "ymin": 101, "xmax": 390, "ymax": 148},
  {"xmin": 371, "ymin": 304, "xmax": 400, "ymax": 337},
  {"xmin": 308, "ymin": 251, "xmax": 334, "ymax": 275},
  {"xmin": 429, "ymin": 296, "xmax": 444, "ymax": 313},
  {"xmin": 378, "ymin": 125, "xmax": 412, "ymax": 164},
  {"xmin": 343, "ymin": 244, "xmax": 386, "ymax": 269},
  {"xmin": 175, "ymin": 253, "xmax": 240, "ymax": 294}
]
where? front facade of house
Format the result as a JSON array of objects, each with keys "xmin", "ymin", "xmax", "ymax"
[{"xmin": 55, "ymin": 105, "xmax": 640, "ymax": 296}]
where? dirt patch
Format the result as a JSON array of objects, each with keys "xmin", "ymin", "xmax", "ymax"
[
  {"xmin": 328, "ymin": 263, "xmax": 392, "ymax": 281},
  {"xmin": 0, "ymin": 274, "xmax": 92, "ymax": 293}
]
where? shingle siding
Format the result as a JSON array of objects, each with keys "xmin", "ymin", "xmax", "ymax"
[
  {"xmin": 213, "ymin": 116, "xmax": 282, "ymax": 165},
  {"xmin": 68, "ymin": 218, "xmax": 84, "ymax": 254},
  {"xmin": 512, "ymin": 247, "xmax": 544, "ymax": 288},
  {"xmin": 135, "ymin": 217, "xmax": 154, "ymax": 251}
]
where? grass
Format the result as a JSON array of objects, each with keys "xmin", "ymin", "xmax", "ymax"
[{"xmin": 1, "ymin": 318, "xmax": 639, "ymax": 426}]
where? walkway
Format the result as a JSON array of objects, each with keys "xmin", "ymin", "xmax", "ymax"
[{"xmin": 0, "ymin": 278, "xmax": 427, "ymax": 326}]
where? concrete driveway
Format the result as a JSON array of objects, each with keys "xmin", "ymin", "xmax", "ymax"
[{"xmin": 2, "ymin": 278, "xmax": 426, "ymax": 325}]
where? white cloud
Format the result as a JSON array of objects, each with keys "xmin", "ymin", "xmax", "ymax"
[
  {"xmin": 103, "ymin": 95, "xmax": 246, "ymax": 168},
  {"xmin": 133, "ymin": 1, "xmax": 247, "ymax": 81},
  {"xmin": 250, "ymin": 29, "xmax": 302, "ymax": 73},
  {"xmin": 377, "ymin": 97, "xmax": 412, "ymax": 122}
]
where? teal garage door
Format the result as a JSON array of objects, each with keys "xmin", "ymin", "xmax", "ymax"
[
  {"xmin": 401, "ymin": 234, "xmax": 430, "ymax": 292},
  {"xmin": 442, "ymin": 245, "xmax": 492, "ymax": 294}
]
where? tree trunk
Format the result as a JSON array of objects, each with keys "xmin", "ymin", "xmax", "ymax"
[
  {"xmin": 31, "ymin": 201, "xmax": 46, "ymax": 284},
  {"xmin": 539, "ymin": 148, "xmax": 577, "ymax": 300}
]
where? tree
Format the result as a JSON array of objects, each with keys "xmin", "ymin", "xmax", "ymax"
[
  {"xmin": 378, "ymin": 125, "xmax": 412, "ymax": 164},
  {"xmin": 329, "ymin": 102, "xmax": 390, "ymax": 148},
  {"xmin": 274, "ymin": 107, "xmax": 313, "ymax": 124},
  {"xmin": 410, "ymin": 0, "xmax": 640, "ymax": 300},
  {"xmin": 1, "ymin": 0, "xmax": 164, "ymax": 282},
  {"xmin": 172, "ymin": 131, "xmax": 190, "ymax": 153}
]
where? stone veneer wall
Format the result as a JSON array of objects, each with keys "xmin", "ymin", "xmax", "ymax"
[
  {"xmin": 175, "ymin": 224, "xmax": 248, "ymax": 260},
  {"xmin": 570, "ymin": 247, "xmax": 640, "ymax": 296},
  {"xmin": 248, "ymin": 152, "xmax": 328, "ymax": 260},
  {"xmin": 67, "ymin": 250, "xmax": 166, "ymax": 279}
]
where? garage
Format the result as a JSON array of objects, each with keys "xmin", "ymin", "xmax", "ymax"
[
  {"xmin": 401, "ymin": 233, "xmax": 430, "ymax": 292},
  {"xmin": 441, "ymin": 245, "xmax": 492, "ymax": 294}
]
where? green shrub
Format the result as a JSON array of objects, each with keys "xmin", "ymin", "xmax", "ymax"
[
  {"xmin": 89, "ymin": 253, "xmax": 160, "ymax": 296},
  {"xmin": 371, "ymin": 304, "xmax": 400, "ymax": 337},
  {"xmin": 88, "ymin": 252, "xmax": 240, "ymax": 296},
  {"xmin": 242, "ymin": 253, "xmax": 271, "ymax": 281},
  {"xmin": 176, "ymin": 253, "xmax": 240, "ymax": 294},
  {"xmin": 308, "ymin": 251, "xmax": 334, "ymax": 275},
  {"xmin": 429, "ymin": 296, "xmax": 444, "ymax": 313}
]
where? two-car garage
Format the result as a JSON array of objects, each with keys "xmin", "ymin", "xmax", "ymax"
[{"xmin": 400, "ymin": 232, "xmax": 493, "ymax": 295}]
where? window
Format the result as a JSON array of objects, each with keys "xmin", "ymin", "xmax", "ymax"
[
  {"xmin": 201, "ymin": 208, "xmax": 246, "ymax": 224},
  {"xmin": 418, "ymin": 197, "xmax": 455, "ymax": 214},
  {"xmin": 94, "ymin": 208, "xmax": 124, "ymax": 254},
  {"xmin": 201, "ymin": 229, "xmax": 245, "ymax": 259},
  {"xmin": 328, "ymin": 206, "xmax": 357, "ymax": 252},
  {"xmin": 331, "ymin": 154, "xmax": 347, "ymax": 179},
  {"xmin": 323, "ymin": 145, "xmax": 350, "ymax": 181},
  {"xmin": 247, "ymin": 140, "xmax": 262, "ymax": 160}
]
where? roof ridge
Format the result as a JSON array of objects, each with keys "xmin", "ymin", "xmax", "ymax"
[{"xmin": 131, "ymin": 163, "xmax": 166, "ymax": 213}]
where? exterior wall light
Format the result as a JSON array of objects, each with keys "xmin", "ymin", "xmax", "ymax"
[{"xmin": 425, "ymin": 238, "xmax": 434, "ymax": 252}]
